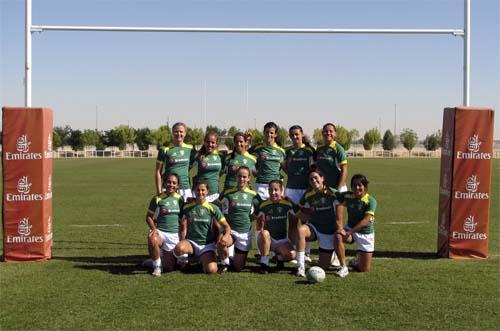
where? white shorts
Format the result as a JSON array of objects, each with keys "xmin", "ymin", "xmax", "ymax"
[
  {"xmin": 231, "ymin": 230, "xmax": 253, "ymax": 252},
  {"xmin": 255, "ymin": 183, "xmax": 270, "ymax": 200},
  {"xmin": 345, "ymin": 226, "xmax": 375, "ymax": 253},
  {"xmin": 306, "ymin": 223, "xmax": 335, "ymax": 251},
  {"xmin": 284, "ymin": 188, "xmax": 305, "ymax": 205},
  {"xmin": 179, "ymin": 189, "xmax": 193, "ymax": 201},
  {"xmin": 187, "ymin": 239, "xmax": 216, "ymax": 257},
  {"xmin": 206, "ymin": 193, "xmax": 220, "ymax": 203},
  {"xmin": 270, "ymin": 238, "xmax": 292, "ymax": 251},
  {"xmin": 157, "ymin": 230, "xmax": 179, "ymax": 252}
]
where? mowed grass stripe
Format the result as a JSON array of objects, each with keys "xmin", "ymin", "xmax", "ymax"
[{"xmin": 1, "ymin": 158, "xmax": 499, "ymax": 330}]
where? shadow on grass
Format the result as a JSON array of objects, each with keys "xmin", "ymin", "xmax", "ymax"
[
  {"xmin": 371, "ymin": 250, "xmax": 439, "ymax": 260},
  {"xmin": 52, "ymin": 254, "xmax": 149, "ymax": 275}
]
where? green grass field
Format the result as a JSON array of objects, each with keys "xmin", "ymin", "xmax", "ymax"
[{"xmin": 1, "ymin": 158, "xmax": 499, "ymax": 330}]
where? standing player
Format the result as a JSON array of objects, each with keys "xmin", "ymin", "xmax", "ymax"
[
  {"xmin": 284, "ymin": 125, "xmax": 315, "ymax": 204},
  {"xmin": 217, "ymin": 166, "xmax": 261, "ymax": 272},
  {"xmin": 173, "ymin": 180, "xmax": 231, "ymax": 274},
  {"xmin": 145, "ymin": 173, "xmax": 184, "ymax": 277},
  {"xmin": 296, "ymin": 169, "xmax": 348, "ymax": 278},
  {"xmin": 252, "ymin": 122, "xmax": 286, "ymax": 200},
  {"xmin": 155, "ymin": 122, "xmax": 196, "ymax": 200},
  {"xmin": 256, "ymin": 180, "xmax": 298, "ymax": 274},
  {"xmin": 315, "ymin": 123, "xmax": 348, "ymax": 192},
  {"xmin": 222, "ymin": 132, "xmax": 256, "ymax": 191},
  {"xmin": 338, "ymin": 174, "xmax": 377, "ymax": 272},
  {"xmin": 192, "ymin": 131, "xmax": 224, "ymax": 202}
]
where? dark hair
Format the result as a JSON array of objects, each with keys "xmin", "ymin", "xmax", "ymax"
[
  {"xmin": 193, "ymin": 179, "xmax": 209, "ymax": 190},
  {"xmin": 172, "ymin": 122, "xmax": 187, "ymax": 131},
  {"xmin": 230, "ymin": 132, "xmax": 250, "ymax": 159},
  {"xmin": 322, "ymin": 123, "xmax": 337, "ymax": 132},
  {"xmin": 289, "ymin": 125, "xmax": 313, "ymax": 148},
  {"xmin": 263, "ymin": 121, "xmax": 282, "ymax": 146},
  {"xmin": 268, "ymin": 179, "xmax": 283, "ymax": 189},
  {"xmin": 237, "ymin": 165, "xmax": 251, "ymax": 176},
  {"xmin": 197, "ymin": 131, "xmax": 218, "ymax": 158},
  {"xmin": 351, "ymin": 174, "xmax": 369, "ymax": 189},
  {"xmin": 162, "ymin": 172, "xmax": 180, "ymax": 187},
  {"xmin": 308, "ymin": 168, "xmax": 326, "ymax": 190}
]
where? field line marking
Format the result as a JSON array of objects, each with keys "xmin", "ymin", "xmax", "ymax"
[
  {"xmin": 69, "ymin": 224, "xmax": 124, "ymax": 227},
  {"xmin": 384, "ymin": 221, "xmax": 429, "ymax": 225}
]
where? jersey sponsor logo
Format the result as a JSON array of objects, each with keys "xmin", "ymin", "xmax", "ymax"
[
  {"xmin": 5, "ymin": 134, "xmax": 43, "ymax": 160},
  {"xmin": 230, "ymin": 165, "xmax": 238, "ymax": 174},
  {"xmin": 456, "ymin": 134, "xmax": 491, "ymax": 159},
  {"xmin": 160, "ymin": 207, "xmax": 169, "ymax": 215},
  {"xmin": 259, "ymin": 153, "xmax": 267, "ymax": 161},
  {"xmin": 6, "ymin": 217, "xmax": 44, "ymax": 244},
  {"xmin": 201, "ymin": 161, "xmax": 208, "ymax": 168},
  {"xmin": 454, "ymin": 175, "xmax": 489, "ymax": 200},
  {"xmin": 5, "ymin": 176, "xmax": 47, "ymax": 202},
  {"xmin": 452, "ymin": 215, "xmax": 487, "ymax": 240}
]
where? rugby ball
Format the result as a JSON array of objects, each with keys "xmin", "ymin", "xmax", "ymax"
[{"xmin": 306, "ymin": 266, "xmax": 326, "ymax": 283}]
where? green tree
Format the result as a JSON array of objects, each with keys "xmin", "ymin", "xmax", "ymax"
[
  {"xmin": 135, "ymin": 128, "xmax": 152, "ymax": 150},
  {"xmin": 248, "ymin": 129, "xmax": 264, "ymax": 147},
  {"xmin": 400, "ymin": 128, "xmax": 418, "ymax": 154},
  {"xmin": 105, "ymin": 125, "xmax": 137, "ymax": 150},
  {"xmin": 349, "ymin": 128, "xmax": 360, "ymax": 144},
  {"xmin": 185, "ymin": 127, "xmax": 204, "ymax": 147},
  {"xmin": 53, "ymin": 125, "xmax": 72, "ymax": 146},
  {"xmin": 68, "ymin": 130, "xmax": 83, "ymax": 151},
  {"xmin": 52, "ymin": 130, "xmax": 62, "ymax": 149},
  {"xmin": 81, "ymin": 129, "xmax": 100, "ymax": 147},
  {"xmin": 277, "ymin": 126, "xmax": 290, "ymax": 147},
  {"xmin": 313, "ymin": 128, "xmax": 323, "ymax": 146},
  {"xmin": 423, "ymin": 130, "xmax": 441, "ymax": 151},
  {"xmin": 362, "ymin": 128, "xmax": 381, "ymax": 150},
  {"xmin": 336, "ymin": 126, "xmax": 352, "ymax": 151},
  {"xmin": 147, "ymin": 126, "xmax": 171, "ymax": 148},
  {"xmin": 382, "ymin": 130, "xmax": 395, "ymax": 151}
]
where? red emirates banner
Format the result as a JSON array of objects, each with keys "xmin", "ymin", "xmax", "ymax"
[
  {"xmin": 438, "ymin": 107, "xmax": 494, "ymax": 259},
  {"xmin": 2, "ymin": 107, "xmax": 53, "ymax": 262}
]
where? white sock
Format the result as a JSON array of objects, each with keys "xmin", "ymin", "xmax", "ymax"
[
  {"xmin": 174, "ymin": 253, "xmax": 188, "ymax": 264},
  {"xmin": 223, "ymin": 257, "xmax": 230, "ymax": 266},
  {"xmin": 297, "ymin": 251, "xmax": 305, "ymax": 269},
  {"xmin": 260, "ymin": 255, "xmax": 270, "ymax": 266},
  {"xmin": 153, "ymin": 258, "xmax": 161, "ymax": 268},
  {"xmin": 227, "ymin": 245, "xmax": 235, "ymax": 259}
]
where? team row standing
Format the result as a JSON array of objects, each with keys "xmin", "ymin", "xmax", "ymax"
[{"xmin": 147, "ymin": 121, "xmax": 376, "ymax": 277}]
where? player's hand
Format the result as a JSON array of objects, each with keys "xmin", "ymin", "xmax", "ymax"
[{"xmin": 148, "ymin": 229, "xmax": 158, "ymax": 238}]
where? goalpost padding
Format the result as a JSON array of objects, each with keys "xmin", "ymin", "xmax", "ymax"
[
  {"xmin": 2, "ymin": 107, "xmax": 53, "ymax": 262},
  {"xmin": 438, "ymin": 107, "xmax": 494, "ymax": 259}
]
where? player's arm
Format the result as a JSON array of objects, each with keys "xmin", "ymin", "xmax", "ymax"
[
  {"xmin": 179, "ymin": 217, "xmax": 187, "ymax": 241},
  {"xmin": 155, "ymin": 162, "xmax": 163, "ymax": 195},
  {"xmin": 337, "ymin": 163, "xmax": 348, "ymax": 190},
  {"xmin": 217, "ymin": 219, "xmax": 232, "ymax": 247},
  {"xmin": 146, "ymin": 212, "xmax": 157, "ymax": 237},
  {"xmin": 345, "ymin": 213, "xmax": 374, "ymax": 236}
]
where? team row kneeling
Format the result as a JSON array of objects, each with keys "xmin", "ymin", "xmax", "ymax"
[{"xmin": 145, "ymin": 167, "xmax": 377, "ymax": 278}]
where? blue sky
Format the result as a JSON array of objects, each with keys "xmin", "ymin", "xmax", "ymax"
[{"xmin": 1, "ymin": 0, "xmax": 499, "ymax": 139}]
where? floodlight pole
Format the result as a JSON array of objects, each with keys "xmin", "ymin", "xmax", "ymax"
[
  {"xmin": 25, "ymin": 0, "xmax": 32, "ymax": 107},
  {"xmin": 24, "ymin": 0, "xmax": 472, "ymax": 107}
]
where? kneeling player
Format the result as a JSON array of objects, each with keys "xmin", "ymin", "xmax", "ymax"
[
  {"xmin": 146, "ymin": 173, "xmax": 184, "ymax": 277},
  {"xmin": 173, "ymin": 180, "xmax": 231, "ymax": 274},
  {"xmin": 338, "ymin": 174, "xmax": 377, "ymax": 272},
  {"xmin": 256, "ymin": 180, "xmax": 298, "ymax": 274}
]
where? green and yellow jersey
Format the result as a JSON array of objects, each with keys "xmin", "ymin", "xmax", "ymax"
[
  {"xmin": 223, "ymin": 152, "xmax": 257, "ymax": 191},
  {"xmin": 156, "ymin": 143, "xmax": 196, "ymax": 189},
  {"xmin": 298, "ymin": 187, "xmax": 340, "ymax": 235},
  {"xmin": 219, "ymin": 187, "xmax": 261, "ymax": 233},
  {"xmin": 339, "ymin": 192, "xmax": 377, "ymax": 234},
  {"xmin": 192, "ymin": 151, "xmax": 224, "ymax": 195},
  {"xmin": 147, "ymin": 192, "xmax": 184, "ymax": 233},
  {"xmin": 182, "ymin": 201, "xmax": 226, "ymax": 245},
  {"xmin": 315, "ymin": 141, "xmax": 347, "ymax": 189},
  {"xmin": 284, "ymin": 144, "xmax": 315, "ymax": 189},
  {"xmin": 257, "ymin": 198, "xmax": 298, "ymax": 240},
  {"xmin": 252, "ymin": 143, "xmax": 286, "ymax": 184}
]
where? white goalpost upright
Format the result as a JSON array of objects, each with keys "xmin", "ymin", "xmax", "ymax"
[{"xmin": 24, "ymin": 0, "xmax": 471, "ymax": 107}]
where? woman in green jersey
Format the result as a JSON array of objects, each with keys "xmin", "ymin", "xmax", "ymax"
[
  {"xmin": 222, "ymin": 132, "xmax": 256, "ymax": 191},
  {"xmin": 173, "ymin": 180, "xmax": 231, "ymax": 274},
  {"xmin": 256, "ymin": 180, "xmax": 298, "ymax": 274},
  {"xmin": 296, "ymin": 169, "xmax": 348, "ymax": 278},
  {"xmin": 315, "ymin": 123, "xmax": 348, "ymax": 192},
  {"xmin": 217, "ymin": 166, "xmax": 261, "ymax": 273},
  {"xmin": 145, "ymin": 173, "xmax": 184, "ymax": 277},
  {"xmin": 252, "ymin": 122, "xmax": 286, "ymax": 200},
  {"xmin": 155, "ymin": 122, "xmax": 196, "ymax": 201},
  {"xmin": 192, "ymin": 131, "xmax": 224, "ymax": 202},
  {"xmin": 338, "ymin": 174, "xmax": 377, "ymax": 272}
]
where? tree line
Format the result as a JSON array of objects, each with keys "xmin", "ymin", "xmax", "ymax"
[{"xmin": 49, "ymin": 124, "xmax": 442, "ymax": 152}]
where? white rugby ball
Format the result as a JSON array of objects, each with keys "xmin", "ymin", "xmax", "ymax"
[{"xmin": 306, "ymin": 266, "xmax": 326, "ymax": 283}]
